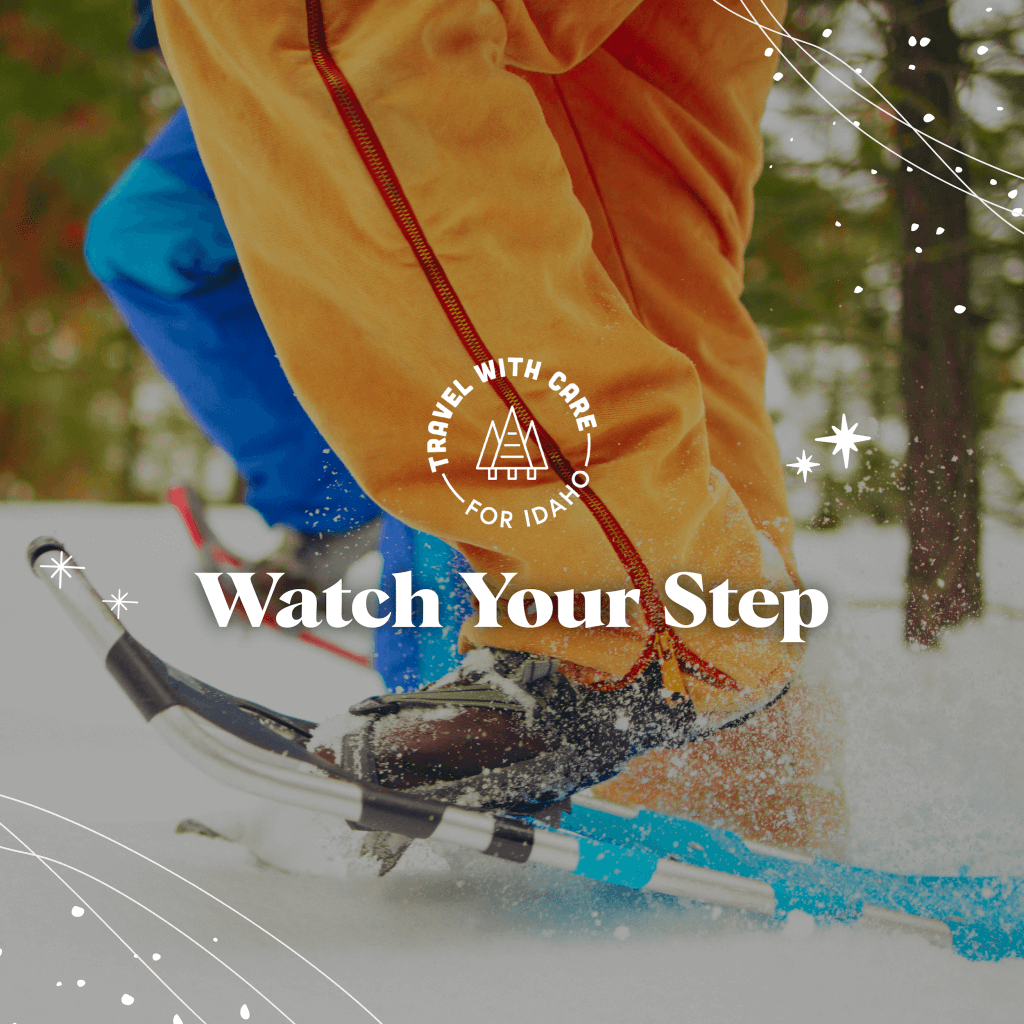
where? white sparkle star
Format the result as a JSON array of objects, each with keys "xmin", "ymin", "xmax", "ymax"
[
  {"xmin": 786, "ymin": 450, "xmax": 820, "ymax": 482},
  {"xmin": 815, "ymin": 414, "xmax": 872, "ymax": 469},
  {"xmin": 43, "ymin": 551, "xmax": 85, "ymax": 589},
  {"xmin": 102, "ymin": 589, "xmax": 138, "ymax": 619}
]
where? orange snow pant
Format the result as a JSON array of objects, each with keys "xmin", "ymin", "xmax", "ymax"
[{"xmin": 152, "ymin": 0, "xmax": 798, "ymax": 706}]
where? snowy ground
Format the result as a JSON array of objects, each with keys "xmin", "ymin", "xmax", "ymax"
[{"xmin": 2, "ymin": 501, "xmax": 1024, "ymax": 1022}]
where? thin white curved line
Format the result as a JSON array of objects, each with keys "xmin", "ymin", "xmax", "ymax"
[
  {"xmin": 0, "ymin": 793, "xmax": 385, "ymax": 1024},
  {"xmin": 0, "ymin": 818, "xmax": 209, "ymax": 1024},
  {"xmin": 714, "ymin": 0, "xmax": 1023, "ymax": 181},
  {"xmin": 730, "ymin": 5, "xmax": 1021, "ymax": 180},
  {"xmin": 441, "ymin": 472, "xmax": 465, "ymax": 502},
  {"xmin": 736, "ymin": 0, "xmax": 1022, "ymax": 231},
  {"xmin": 743, "ymin": 0, "xmax": 1002, "ymax": 213},
  {"xmin": 711, "ymin": 0, "xmax": 1023, "ymax": 234},
  {"xmin": 740, "ymin": 0, "xmax": 1023, "ymax": 236},
  {"xmin": 0, "ymin": 842, "xmax": 301, "ymax": 1023}
]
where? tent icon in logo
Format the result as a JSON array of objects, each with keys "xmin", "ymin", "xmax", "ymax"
[{"xmin": 477, "ymin": 407, "xmax": 549, "ymax": 481}]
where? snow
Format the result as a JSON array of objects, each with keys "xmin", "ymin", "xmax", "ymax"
[{"xmin": 2, "ymin": 502, "xmax": 1024, "ymax": 1022}]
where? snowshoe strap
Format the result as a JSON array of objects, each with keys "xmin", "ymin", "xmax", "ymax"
[
  {"xmin": 348, "ymin": 683, "xmax": 534, "ymax": 718},
  {"xmin": 340, "ymin": 727, "xmax": 380, "ymax": 784}
]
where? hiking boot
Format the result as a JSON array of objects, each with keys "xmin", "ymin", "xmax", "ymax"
[{"xmin": 309, "ymin": 645, "xmax": 789, "ymax": 812}]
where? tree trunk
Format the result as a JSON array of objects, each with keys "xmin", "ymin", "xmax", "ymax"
[{"xmin": 883, "ymin": 0, "xmax": 981, "ymax": 646}]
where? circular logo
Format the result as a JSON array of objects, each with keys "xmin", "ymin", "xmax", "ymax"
[{"xmin": 426, "ymin": 356, "xmax": 596, "ymax": 531}]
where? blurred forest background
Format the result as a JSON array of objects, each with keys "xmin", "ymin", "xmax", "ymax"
[
  {"xmin": 0, "ymin": 0, "xmax": 1021, "ymax": 635},
  {"xmin": 0, "ymin": 0, "xmax": 229, "ymax": 508}
]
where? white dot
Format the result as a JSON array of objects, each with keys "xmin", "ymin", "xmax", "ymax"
[
  {"xmin": 997, "ymin": 106, "xmax": 1004, "ymax": 111},
  {"xmin": 853, "ymin": 120, "xmax": 860, "ymax": 127},
  {"xmin": 909, "ymin": 35, "xmax": 917, "ymax": 46},
  {"xmin": 870, "ymin": 169, "xmax": 877, "ymax": 175},
  {"xmin": 240, "ymin": 1006, "xmax": 251, "ymax": 1020},
  {"xmin": 78, "ymin": 980, "xmax": 86, "ymax": 987},
  {"xmin": 911, "ymin": 223, "xmax": 919, "ymax": 231},
  {"xmin": 915, "ymin": 246, "xmax": 923, "ymax": 253},
  {"xmin": 990, "ymin": 178, "xmax": 998, "ymax": 185},
  {"xmin": 954, "ymin": 305, "xmax": 966, "ymax": 314},
  {"xmin": 907, "ymin": 166, "xmax": 913, "ymax": 172},
  {"xmin": 909, "ymin": 63, "xmax": 916, "ymax": 69},
  {"xmin": 175, "ymin": 1017, "xmax": 184, "ymax": 1024},
  {"xmin": 978, "ymin": 45, "xmax": 989, "ymax": 54},
  {"xmin": 935, "ymin": 226, "xmax": 944, "ymax": 235},
  {"xmin": 1009, "ymin": 190, "xmax": 1018, "ymax": 199},
  {"xmin": 854, "ymin": 286, "xmax": 863, "ymax": 294},
  {"xmin": 152, "ymin": 953, "xmax": 161, "ymax": 961},
  {"xmin": 923, "ymin": 113, "xmax": 935, "ymax": 123},
  {"xmin": 835, "ymin": 221, "xmax": 842, "ymax": 227},
  {"xmin": 121, "ymin": 993, "xmax": 135, "ymax": 1005},
  {"xmin": 855, "ymin": 68, "xmax": 862, "ymax": 74},
  {"xmin": 955, "ymin": 166, "xmax": 963, "ymax": 173},
  {"xmin": 71, "ymin": 906, "xmax": 85, "ymax": 917},
  {"xmin": 822, "ymin": 28, "xmax": 832, "ymax": 37},
  {"xmin": 213, "ymin": 937, "xmax": 218, "ymax": 942},
  {"xmin": 920, "ymin": 37, "xmax": 930, "ymax": 46},
  {"xmin": 1012, "ymin": 209, "xmax": 1022, "ymax": 217},
  {"xmin": 56, "ymin": 982, "xmax": 62, "ymax": 987},
  {"xmin": 764, "ymin": 47, "xmax": 774, "ymax": 57},
  {"xmin": 773, "ymin": 72, "xmax": 783, "ymax": 81}
]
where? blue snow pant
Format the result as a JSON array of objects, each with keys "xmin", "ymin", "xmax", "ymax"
[
  {"xmin": 86, "ymin": 106, "xmax": 378, "ymax": 535},
  {"xmin": 85, "ymin": 106, "xmax": 469, "ymax": 688},
  {"xmin": 377, "ymin": 519, "xmax": 473, "ymax": 692}
]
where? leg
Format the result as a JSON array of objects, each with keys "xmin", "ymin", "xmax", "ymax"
[
  {"xmin": 86, "ymin": 107, "xmax": 379, "ymax": 534},
  {"xmin": 520, "ymin": 3, "xmax": 844, "ymax": 850},
  {"xmin": 151, "ymin": 0, "xmax": 797, "ymax": 701},
  {"xmin": 376, "ymin": 519, "xmax": 473, "ymax": 692},
  {"xmin": 521, "ymin": 0, "xmax": 794, "ymax": 575}
]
